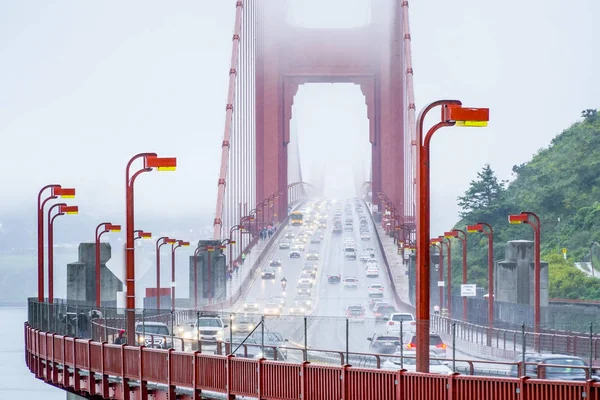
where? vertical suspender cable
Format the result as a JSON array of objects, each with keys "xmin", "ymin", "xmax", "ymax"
[
  {"xmin": 214, "ymin": 1, "xmax": 245, "ymax": 239},
  {"xmin": 402, "ymin": 0, "xmax": 416, "ymax": 236}
]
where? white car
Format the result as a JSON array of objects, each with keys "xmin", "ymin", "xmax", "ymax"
[
  {"xmin": 365, "ymin": 265, "xmax": 379, "ymax": 277},
  {"xmin": 360, "ymin": 231, "xmax": 371, "ymax": 240},
  {"xmin": 382, "ymin": 351, "xmax": 452, "ymax": 375},
  {"xmin": 194, "ymin": 315, "xmax": 226, "ymax": 342},
  {"xmin": 368, "ymin": 284, "xmax": 384, "ymax": 294},
  {"xmin": 263, "ymin": 302, "xmax": 281, "ymax": 316},
  {"xmin": 289, "ymin": 301, "xmax": 307, "ymax": 315},
  {"xmin": 359, "ymin": 251, "xmax": 373, "ymax": 262},
  {"xmin": 386, "ymin": 313, "xmax": 416, "ymax": 333},
  {"xmin": 365, "ymin": 259, "xmax": 379, "ymax": 268},
  {"xmin": 243, "ymin": 302, "xmax": 259, "ymax": 312},
  {"xmin": 278, "ymin": 241, "xmax": 291, "ymax": 249},
  {"xmin": 343, "ymin": 277, "xmax": 358, "ymax": 289},
  {"xmin": 346, "ymin": 305, "xmax": 365, "ymax": 322},
  {"xmin": 364, "ymin": 247, "xmax": 375, "ymax": 257},
  {"xmin": 269, "ymin": 295, "xmax": 286, "ymax": 308},
  {"xmin": 298, "ymin": 273, "xmax": 314, "ymax": 285}
]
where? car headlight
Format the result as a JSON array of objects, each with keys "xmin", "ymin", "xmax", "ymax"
[{"xmin": 137, "ymin": 336, "xmax": 145, "ymax": 344}]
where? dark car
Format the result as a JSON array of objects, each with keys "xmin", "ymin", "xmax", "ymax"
[
  {"xmin": 269, "ymin": 258, "xmax": 282, "ymax": 267},
  {"xmin": 328, "ymin": 274, "xmax": 341, "ymax": 284},
  {"xmin": 367, "ymin": 333, "xmax": 401, "ymax": 354},
  {"xmin": 373, "ymin": 304, "xmax": 396, "ymax": 321},
  {"xmin": 509, "ymin": 354, "xmax": 595, "ymax": 380},
  {"xmin": 261, "ymin": 267, "xmax": 276, "ymax": 279}
]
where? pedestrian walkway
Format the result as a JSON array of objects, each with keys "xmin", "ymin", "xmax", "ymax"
[
  {"xmin": 225, "ymin": 230, "xmax": 278, "ymax": 297},
  {"xmin": 373, "ymin": 222, "xmax": 410, "ymax": 305}
]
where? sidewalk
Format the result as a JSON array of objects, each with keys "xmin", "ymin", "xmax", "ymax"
[
  {"xmin": 225, "ymin": 231, "xmax": 277, "ymax": 297},
  {"xmin": 373, "ymin": 223, "xmax": 411, "ymax": 305}
]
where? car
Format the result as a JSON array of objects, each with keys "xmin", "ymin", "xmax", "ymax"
[
  {"xmin": 365, "ymin": 259, "xmax": 378, "ymax": 268},
  {"xmin": 386, "ymin": 313, "xmax": 416, "ymax": 333},
  {"xmin": 344, "ymin": 224, "xmax": 354, "ymax": 232},
  {"xmin": 368, "ymin": 293, "xmax": 384, "ymax": 309},
  {"xmin": 298, "ymin": 273, "xmax": 314, "ymax": 285},
  {"xmin": 373, "ymin": 303, "xmax": 397, "ymax": 321},
  {"xmin": 269, "ymin": 295, "xmax": 286, "ymax": 308},
  {"xmin": 365, "ymin": 265, "xmax": 379, "ymax": 277},
  {"xmin": 364, "ymin": 247, "xmax": 375, "ymax": 257},
  {"xmin": 297, "ymin": 282, "xmax": 312, "ymax": 295},
  {"xmin": 289, "ymin": 301, "xmax": 307, "ymax": 315},
  {"xmin": 383, "ymin": 351, "xmax": 452, "ymax": 375},
  {"xmin": 261, "ymin": 267, "xmax": 276, "ymax": 279},
  {"xmin": 269, "ymin": 258, "xmax": 282, "ymax": 267},
  {"xmin": 343, "ymin": 277, "xmax": 358, "ymax": 289},
  {"xmin": 231, "ymin": 315, "xmax": 256, "ymax": 334},
  {"xmin": 243, "ymin": 302, "xmax": 259, "ymax": 312},
  {"xmin": 289, "ymin": 249, "xmax": 301, "ymax": 258},
  {"xmin": 294, "ymin": 294, "xmax": 312, "ymax": 309},
  {"xmin": 344, "ymin": 248, "xmax": 357, "ymax": 260},
  {"xmin": 302, "ymin": 263, "xmax": 318, "ymax": 278},
  {"xmin": 284, "ymin": 232, "xmax": 295, "ymax": 240},
  {"xmin": 368, "ymin": 284, "xmax": 384, "ymax": 294},
  {"xmin": 327, "ymin": 274, "xmax": 341, "ymax": 284},
  {"xmin": 346, "ymin": 305, "xmax": 365, "ymax": 322},
  {"xmin": 402, "ymin": 333, "xmax": 447, "ymax": 358},
  {"xmin": 135, "ymin": 322, "xmax": 172, "ymax": 348},
  {"xmin": 360, "ymin": 232, "xmax": 371, "ymax": 240},
  {"xmin": 359, "ymin": 251, "xmax": 373, "ymax": 262},
  {"xmin": 193, "ymin": 314, "xmax": 227, "ymax": 342},
  {"xmin": 367, "ymin": 333, "xmax": 401, "ymax": 354},
  {"xmin": 306, "ymin": 250, "xmax": 319, "ymax": 260},
  {"xmin": 508, "ymin": 354, "xmax": 595, "ymax": 380},
  {"xmin": 278, "ymin": 241, "xmax": 291, "ymax": 250},
  {"xmin": 263, "ymin": 302, "xmax": 281, "ymax": 317}
]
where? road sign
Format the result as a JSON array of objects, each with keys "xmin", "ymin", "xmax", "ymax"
[
  {"xmin": 461, "ymin": 284, "xmax": 476, "ymax": 297},
  {"xmin": 437, "ymin": 281, "xmax": 445, "ymax": 287},
  {"xmin": 562, "ymin": 248, "xmax": 567, "ymax": 254}
]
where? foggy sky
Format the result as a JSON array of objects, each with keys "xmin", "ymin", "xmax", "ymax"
[{"xmin": 1, "ymin": 0, "xmax": 598, "ymax": 235}]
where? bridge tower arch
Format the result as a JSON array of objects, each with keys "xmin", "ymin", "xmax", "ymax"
[{"xmin": 256, "ymin": 0, "xmax": 407, "ymax": 219}]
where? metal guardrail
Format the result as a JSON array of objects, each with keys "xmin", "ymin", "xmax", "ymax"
[{"xmin": 25, "ymin": 323, "xmax": 600, "ymax": 400}]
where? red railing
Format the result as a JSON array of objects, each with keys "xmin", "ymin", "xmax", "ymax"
[{"xmin": 25, "ymin": 324, "xmax": 600, "ymax": 400}]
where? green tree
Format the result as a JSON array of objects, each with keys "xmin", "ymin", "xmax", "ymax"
[
  {"xmin": 457, "ymin": 164, "xmax": 507, "ymax": 218},
  {"xmin": 581, "ymin": 109, "xmax": 598, "ymax": 123}
]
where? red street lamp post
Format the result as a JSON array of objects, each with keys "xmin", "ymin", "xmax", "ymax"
[
  {"xmin": 430, "ymin": 239, "xmax": 444, "ymax": 310},
  {"xmin": 192, "ymin": 245, "xmax": 205, "ymax": 309},
  {"xmin": 156, "ymin": 237, "xmax": 176, "ymax": 311},
  {"xmin": 37, "ymin": 185, "xmax": 76, "ymax": 301},
  {"xmin": 439, "ymin": 235, "xmax": 453, "ymax": 318},
  {"xmin": 95, "ymin": 223, "xmax": 121, "ymax": 308},
  {"xmin": 467, "ymin": 222, "xmax": 494, "ymax": 346},
  {"xmin": 125, "ymin": 153, "xmax": 176, "ymax": 344},
  {"xmin": 509, "ymin": 212, "xmax": 542, "ymax": 349},
  {"xmin": 48, "ymin": 204, "xmax": 78, "ymax": 304},
  {"xmin": 229, "ymin": 225, "xmax": 244, "ymax": 270},
  {"xmin": 446, "ymin": 230, "xmax": 468, "ymax": 320},
  {"xmin": 415, "ymin": 100, "xmax": 489, "ymax": 372},
  {"xmin": 171, "ymin": 240, "xmax": 190, "ymax": 311}
]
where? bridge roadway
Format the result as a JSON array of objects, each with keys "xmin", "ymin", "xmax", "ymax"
[{"xmin": 214, "ymin": 199, "xmax": 508, "ymax": 372}]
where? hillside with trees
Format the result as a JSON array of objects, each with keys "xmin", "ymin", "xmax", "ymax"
[{"xmin": 450, "ymin": 109, "xmax": 600, "ymax": 300}]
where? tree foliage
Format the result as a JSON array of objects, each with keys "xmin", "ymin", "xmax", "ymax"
[
  {"xmin": 449, "ymin": 110, "xmax": 600, "ymax": 300},
  {"xmin": 457, "ymin": 164, "xmax": 507, "ymax": 218}
]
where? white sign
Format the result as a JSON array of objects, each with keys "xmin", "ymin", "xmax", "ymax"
[
  {"xmin": 437, "ymin": 281, "xmax": 445, "ymax": 287},
  {"xmin": 461, "ymin": 284, "xmax": 477, "ymax": 297},
  {"xmin": 116, "ymin": 291, "xmax": 126, "ymax": 314}
]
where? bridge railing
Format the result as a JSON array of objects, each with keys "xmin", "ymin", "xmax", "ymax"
[{"xmin": 24, "ymin": 322, "xmax": 600, "ymax": 400}]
